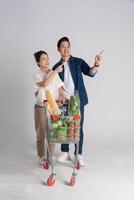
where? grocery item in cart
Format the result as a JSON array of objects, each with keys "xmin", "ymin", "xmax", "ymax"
[
  {"xmin": 68, "ymin": 116, "xmax": 80, "ymax": 142},
  {"xmin": 68, "ymin": 94, "xmax": 80, "ymax": 142},
  {"xmin": 68, "ymin": 95, "xmax": 80, "ymax": 116},
  {"xmin": 45, "ymin": 90, "xmax": 61, "ymax": 115},
  {"xmin": 49, "ymin": 115, "xmax": 69, "ymax": 141},
  {"xmin": 45, "ymin": 102, "xmax": 52, "ymax": 114}
]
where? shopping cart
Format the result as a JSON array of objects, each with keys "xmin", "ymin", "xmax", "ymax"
[{"xmin": 43, "ymin": 98, "xmax": 81, "ymax": 186}]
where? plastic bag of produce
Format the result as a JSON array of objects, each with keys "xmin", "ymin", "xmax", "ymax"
[{"xmin": 69, "ymin": 93, "xmax": 80, "ymax": 116}]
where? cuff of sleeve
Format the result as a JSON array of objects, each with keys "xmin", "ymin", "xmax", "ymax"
[{"xmin": 88, "ymin": 70, "xmax": 97, "ymax": 77}]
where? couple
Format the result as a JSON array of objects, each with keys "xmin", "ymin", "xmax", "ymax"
[{"xmin": 33, "ymin": 37, "xmax": 103, "ymax": 167}]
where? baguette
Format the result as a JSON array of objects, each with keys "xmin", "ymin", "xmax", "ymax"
[{"xmin": 45, "ymin": 90, "xmax": 60, "ymax": 115}]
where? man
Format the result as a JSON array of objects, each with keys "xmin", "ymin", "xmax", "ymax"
[{"xmin": 53, "ymin": 37, "xmax": 103, "ymax": 166}]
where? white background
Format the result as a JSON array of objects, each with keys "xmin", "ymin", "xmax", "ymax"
[{"xmin": 0, "ymin": 0, "xmax": 134, "ymax": 199}]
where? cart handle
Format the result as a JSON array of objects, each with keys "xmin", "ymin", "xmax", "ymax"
[{"xmin": 43, "ymin": 99, "xmax": 63, "ymax": 104}]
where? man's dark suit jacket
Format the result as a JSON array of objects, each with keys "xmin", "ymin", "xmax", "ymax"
[{"xmin": 53, "ymin": 56, "xmax": 97, "ymax": 107}]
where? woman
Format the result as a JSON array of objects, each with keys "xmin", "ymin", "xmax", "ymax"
[{"xmin": 33, "ymin": 50, "xmax": 64, "ymax": 165}]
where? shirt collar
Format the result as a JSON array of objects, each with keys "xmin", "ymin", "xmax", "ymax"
[{"xmin": 60, "ymin": 55, "xmax": 73, "ymax": 63}]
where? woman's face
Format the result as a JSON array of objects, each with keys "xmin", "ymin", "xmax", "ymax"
[{"xmin": 38, "ymin": 53, "xmax": 50, "ymax": 69}]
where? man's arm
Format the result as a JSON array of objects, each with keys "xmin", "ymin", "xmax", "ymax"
[
  {"xmin": 90, "ymin": 50, "xmax": 103, "ymax": 75},
  {"xmin": 80, "ymin": 59, "xmax": 97, "ymax": 77},
  {"xmin": 80, "ymin": 51, "xmax": 103, "ymax": 77}
]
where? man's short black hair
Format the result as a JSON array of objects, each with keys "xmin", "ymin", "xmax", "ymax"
[
  {"xmin": 57, "ymin": 37, "xmax": 70, "ymax": 48},
  {"xmin": 34, "ymin": 50, "xmax": 48, "ymax": 66}
]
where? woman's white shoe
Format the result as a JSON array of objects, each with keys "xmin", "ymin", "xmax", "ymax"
[{"xmin": 38, "ymin": 156, "xmax": 46, "ymax": 165}]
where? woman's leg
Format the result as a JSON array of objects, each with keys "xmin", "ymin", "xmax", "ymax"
[{"xmin": 34, "ymin": 105, "xmax": 46, "ymax": 157}]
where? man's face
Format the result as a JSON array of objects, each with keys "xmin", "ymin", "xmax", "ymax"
[
  {"xmin": 38, "ymin": 53, "xmax": 50, "ymax": 69},
  {"xmin": 58, "ymin": 41, "xmax": 71, "ymax": 58}
]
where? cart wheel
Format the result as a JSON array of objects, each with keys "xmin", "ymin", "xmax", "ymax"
[
  {"xmin": 76, "ymin": 162, "xmax": 80, "ymax": 170},
  {"xmin": 43, "ymin": 162, "xmax": 49, "ymax": 169},
  {"xmin": 70, "ymin": 176, "xmax": 76, "ymax": 186},
  {"xmin": 47, "ymin": 176, "xmax": 55, "ymax": 186}
]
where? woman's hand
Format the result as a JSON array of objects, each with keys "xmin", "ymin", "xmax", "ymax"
[
  {"xmin": 61, "ymin": 97, "xmax": 68, "ymax": 104},
  {"xmin": 55, "ymin": 64, "xmax": 64, "ymax": 73}
]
